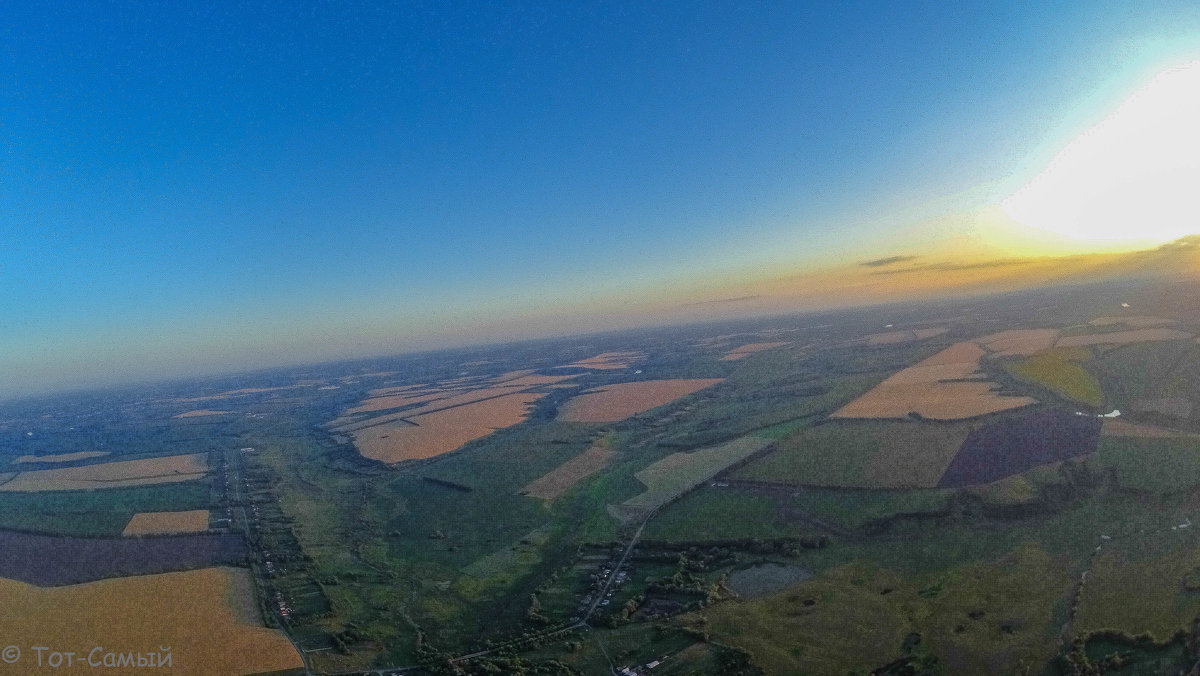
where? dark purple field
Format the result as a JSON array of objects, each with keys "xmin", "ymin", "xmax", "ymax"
[
  {"xmin": 0, "ymin": 529, "xmax": 247, "ymax": 586},
  {"xmin": 937, "ymin": 410, "xmax": 1102, "ymax": 488}
]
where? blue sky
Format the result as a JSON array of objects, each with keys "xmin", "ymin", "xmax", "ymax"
[{"xmin": 4, "ymin": 1, "xmax": 1200, "ymax": 397}]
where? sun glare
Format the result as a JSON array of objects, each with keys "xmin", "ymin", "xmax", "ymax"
[{"xmin": 1001, "ymin": 60, "xmax": 1200, "ymax": 247}]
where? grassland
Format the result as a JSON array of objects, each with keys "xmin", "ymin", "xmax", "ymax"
[
  {"xmin": 121, "ymin": 509, "xmax": 210, "ymax": 536},
  {"xmin": 1088, "ymin": 436, "xmax": 1200, "ymax": 495},
  {"xmin": 0, "ymin": 567, "xmax": 303, "ymax": 676},
  {"xmin": 736, "ymin": 420, "xmax": 972, "ymax": 488},
  {"xmin": 641, "ymin": 487, "xmax": 813, "ymax": 541},
  {"xmin": 1006, "ymin": 346, "xmax": 1104, "ymax": 407},
  {"xmin": 783, "ymin": 487, "xmax": 953, "ymax": 531},
  {"xmin": 1074, "ymin": 529, "xmax": 1200, "ymax": 640},
  {"xmin": 0, "ymin": 453, "xmax": 209, "ymax": 492},
  {"xmin": 702, "ymin": 543, "xmax": 1071, "ymax": 675}
]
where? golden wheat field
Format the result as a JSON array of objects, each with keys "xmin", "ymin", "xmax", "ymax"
[
  {"xmin": 832, "ymin": 342, "xmax": 1035, "ymax": 420},
  {"xmin": 554, "ymin": 351, "xmax": 645, "ymax": 370},
  {"xmin": 121, "ymin": 510, "xmax": 211, "ymax": 536},
  {"xmin": 557, "ymin": 379, "xmax": 723, "ymax": 423},
  {"xmin": 0, "ymin": 454, "xmax": 209, "ymax": 492},
  {"xmin": 353, "ymin": 392, "xmax": 545, "ymax": 463},
  {"xmin": 0, "ymin": 567, "xmax": 303, "ymax": 675},
  {"xmin": 13, "ymin": 451, "xmax": 110, "ymax": 464},
  {"xmin": 976, "ymin": 328, "xmax": 1061, "ymax": 356},
  {"xmin": 719, "ymin": 342, "xmax": 789, "ymax": 360}
]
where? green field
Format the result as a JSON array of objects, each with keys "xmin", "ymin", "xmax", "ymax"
[
  {"xmin": 618, "ymin": 436, "xmax": 772, "ymax": 520},
  {"xmin": 642, "ymin": 486, "xmax": 816, "ymax": 541},
  {"xmin": 735, "ymin": 420, "xmax": 972, "ymax": 489},
  {"xmin": 1089, "ymin": 436, "xmax": 1200, "ymax": 495},
  {"xmin": 1006, "ymin": 347, "xmax": 1104, "ymax": 407},
  {"xmin": 703, "ymin": 543, "xmax": 1071, "ymax": 675},
  {"xmin": 0, "ymin": 481, "xmax": 214, "ymax": 537},
  {"xmin": 1074, "ymin": 528, "xmax": 1200, "ymax": 641}
]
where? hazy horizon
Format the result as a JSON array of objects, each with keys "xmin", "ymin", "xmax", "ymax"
[{"xmin": 5, "ymin": 1, "xmax": 1200, "ymax": 400}]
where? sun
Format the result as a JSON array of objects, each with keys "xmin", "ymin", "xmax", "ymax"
[{"xmin": 1001, "ymin": 60, "xmax": 1200, "ymax": 247}]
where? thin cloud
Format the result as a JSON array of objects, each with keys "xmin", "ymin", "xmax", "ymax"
[
  {"xmin": 682, "ymin": 295, "xmax": 762, "ymax": 307},
  {"xmin": 860, "ymin": 255, "xmax": 919, "ymax": 268},
  {"xmin": 869, "ymin": 259, "xmax": 1030, "ymax": 276}
]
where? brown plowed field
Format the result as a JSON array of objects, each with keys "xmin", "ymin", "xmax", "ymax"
[
  {"xmin": 558, "ymin": 379, "xmax": 723, "ymax": 423},
  {"xmin": 0, "ymin": 529, "xmax": 246, "ymax": 585}
]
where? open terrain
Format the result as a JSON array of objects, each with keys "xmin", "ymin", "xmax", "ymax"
[
  {"xmin": 832, "ymin": 341, "xmax": 1036, "ymax": 420},
  {"xmin": 0, "ymin": 529, "xmax": 245, "ymax": 585},
  {"xmin": 720, "ymin": 341, "xmax": 789, "ymax": 360},
  {"xmin": 121, "ymin": 510, "xmax": 211, "ymax": 536},
  {"xmin": 13, "ymin": 451, "xmax": 110, "ymax": 464},
  {"xmin": 558, "ymin": 378, "xmax": 723, "ymax": 422},
  {"xmin": 0, "ymin": 567, "xmax": 303, "ymax": 675},
  {"xmin": 0, "ymin": 454, "xmax": 209, "ymax": 492},
  {"xmin": 521, "ymin": 444, "xmax": 617, "ymax": 500}
]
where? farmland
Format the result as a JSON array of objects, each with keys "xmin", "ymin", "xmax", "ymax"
[
  {"xmin": 0, "ymin": 481, "xmax": 214, "ymax": 537},
  {"xmin": 4, "ymin": 283, "xmax": 1200, "ymax": 674},
  {"xmin": 0, "ymin": 453, "xmax": 209, "ymax": 492},
  {"xmin": 938, "ymin": 410, "xmax": 1101, "ymax": 487},
  {"xmin": 555, "ymin": 350, "xmax": 645, "ymax": 370},
  {"xmin": 0, "ymin": 567, "xmax": 303, "ymax": 675},
  {"xmin": 720, "ymin": 341, "xmax": 789, "ymax": 360},
  {"xmin": 122, "ymin": 509, "xmax": 210, "ymax": 536},
  {"xmin": 1056, "ymin": 327, "xmax": 1193, "ymax": 347},
  {"xmin": 832, "ymin": 342, "xmax": 1036, "ymax": 420},
  {"xmin": 736, "ymin": 420, "xmax": 973, "ymax": 488},
  {"xmin": 1006, "ymin": 346, "xmax": 1104, "ymax": 407},
  {"xmin": 349, "ymin": 390, "xmax": 546, "ymax": 463},
  {"xmin": 172, "ymin": 409, "xmax": 232, "ymax": 418},
  {"xmin": 0, "ymin": 529, "xmax": 245, "ymax": 585},
  {"xmin": 557, "ymin": 378, "xmax": 724, "ymax": 423},
  {"xmin": 14, "ymin": 451, "xmax": 109, "ymax": 464},
  {"xmin": 977, "ymin": 328, "xmax": 1061, "ymax": 356},
  {"xmin": 521, "ymin": 444, "xmax": 617, "ymax": 500},
  {"xmin": 616, "ymin": 436, "xmax": 771, "ymax": 521}
]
